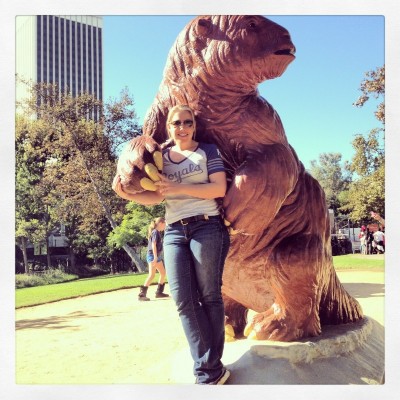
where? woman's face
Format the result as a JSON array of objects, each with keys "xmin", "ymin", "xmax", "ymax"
[
  {"xmin": 158, "ymin": 221, "xmax": 166, "ymax": 231},
  {"xmin": 167, "ymin": 110, "xmax": 195, "ymax": 145}
]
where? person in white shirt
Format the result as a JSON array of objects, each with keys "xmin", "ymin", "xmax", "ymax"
[{"xmin": 373, "ymin": 229, "xmax": 385, "ymax": 254}]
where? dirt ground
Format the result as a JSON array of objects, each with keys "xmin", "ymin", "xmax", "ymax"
[{"xmin": 15, "ymin": 268, "xmax": 385, "ymax": 384}]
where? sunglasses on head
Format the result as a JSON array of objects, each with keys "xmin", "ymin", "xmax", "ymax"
[{"xmin": 170, "ymin": 119, "xmax": 194, "ymax": 127}]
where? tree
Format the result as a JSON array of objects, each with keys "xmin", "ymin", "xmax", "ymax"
[
  {"xmin": 309, "ymin": 153, "xmax": 351, "ymax": 216},
  {"xmin": 342, "ymin": 164, "xmax": 384, "ymax": 221},
  {"xmin": 108, "ymin": 202, "xmax": 165, "ymax": 256},
  {"xmin": 15, "ymin": 115, "xmax": 54, "ymax": 272},
  {"xmin": 353, "ymin": 65, "xmax": 385, "ymax": 125},
  {"xmin": 16, "ymin": 80, "xmax": 145, "ymax": 272},
  {"xmin": 341, "ymin": 66, "xmax": 385, "ymax": 222}
]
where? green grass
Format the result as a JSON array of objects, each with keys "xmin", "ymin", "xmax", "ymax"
[
  {"xmin": 16, "ymin": 254, "xmax": 384, "ymax": 308},
  {"xmin": 15, "ymin": 273, "xmax": 153, "ymax": 308},
  {"xmin": 333, "ymin": 254, "xmax": 385, "ymax": 270},
  {"xmin": 16, "ymin": 270, "xmax": 78, "ymax": 289}
]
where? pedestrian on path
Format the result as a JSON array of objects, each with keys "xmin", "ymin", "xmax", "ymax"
[
  {"xmin": 366, "ymin": 228, "xmax": 374, "ymax": 254},
  {"xmin": 359, "ymin": 226, "xmax": 367, "ymax": 255},
  {"xmin": 138, "ymin": 217, "xmax": 169, "ymax": 301},
  {"xmin": 373, "ymin": 228, "xmax": 385, "ymax": 254}
]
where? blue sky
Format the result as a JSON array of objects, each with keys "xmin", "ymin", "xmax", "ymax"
[{"xmin": 103, "ymin": 15, "xmax": 384, "ymax": 169}]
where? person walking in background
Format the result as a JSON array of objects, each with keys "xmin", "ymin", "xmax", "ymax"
[
  {"xmin": 113, "ymin": 104, "xmax": 231, "ymax": 385},
  {"xmin": 373, "ymin": 228, "xmax": 385, "ymax": 254},
  {"xmin": 359, "ymin": 226, "xmax": 367, "ymax": 255},
  {"xmin": 366, "ymin": 227, "xmax": 374, "ymax": 254},
  {"xmin": 138, "ymin": 217, "xmax": 169, "ymax": 301}
]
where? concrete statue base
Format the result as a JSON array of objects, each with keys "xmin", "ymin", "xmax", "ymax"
[{"xmin": 170, "ymin": 316, "xmax": 384, "ymax": 384}]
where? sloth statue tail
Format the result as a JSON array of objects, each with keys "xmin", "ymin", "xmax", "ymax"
[{"xmin": 319, "ymin": 263, "xmax": 364, "ymax": 325}]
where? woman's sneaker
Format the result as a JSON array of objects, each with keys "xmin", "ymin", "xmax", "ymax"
[
  {"xmin": 216, "ymin": 368, "xmax": 230, "ymax": 384},
  {"xmin": 195, "ymin": 368, "xmax": 231, "ymax": 384},
  {"xmin": 210, "ymin": 368, "xmax": 231, "ymax": 385}
]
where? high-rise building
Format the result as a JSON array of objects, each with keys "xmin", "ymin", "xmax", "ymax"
[{"xmin": 16, "ymin": 15, "xmax": 103, "ymax": 114}]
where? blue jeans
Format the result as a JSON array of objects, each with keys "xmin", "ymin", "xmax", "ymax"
[{"xmin": 163, "ymin": 216, "xmax": 230, "ymax": 384}]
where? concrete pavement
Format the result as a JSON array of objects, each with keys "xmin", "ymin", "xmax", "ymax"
[{"xmin": 15, "ymin": 269, "xmax": 384, "ymax": 385}]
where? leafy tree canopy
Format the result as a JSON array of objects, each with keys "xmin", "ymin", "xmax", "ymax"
[
  {"xmin": 15, "ymin": 79, "xmax": 144, "ymax": 271},
  {"xmin": 108, "ymin": 202, "xmax": 165, "ymax": 250},
  {"xmin": 341, "ymin": 65, "xmax": 385, "ymax": 223},
  {"xmin": 309, "ymin": 152, "xmax": 351, "ymax": 216}
]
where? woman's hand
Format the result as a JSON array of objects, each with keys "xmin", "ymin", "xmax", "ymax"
[
  {"xmin": 155, "ymin": 171, "xmax": 226, "ymax": 199},
  {"xmin": 154, "ymin": 173, "xmax": 183, "ymax": 196},
  {"xmin": 112, "ymin": 174, "xmax": 165, "ymax": 205},
  {"xmin": 112, "ymin": 175, "xmax": 132, "ymax": 200}
]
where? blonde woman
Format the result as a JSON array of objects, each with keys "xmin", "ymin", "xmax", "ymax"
[
  {"xmin": 113, "ymin": 104, "xmax": 230, "ymax": 384},
  {"xmin": 138, "ymin": 217, "xmax": 169, "ymax": 301}
]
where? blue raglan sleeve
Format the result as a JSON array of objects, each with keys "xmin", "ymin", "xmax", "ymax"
[{"xmin": 202, "ymin": 143, "xmax": 225, "ymax": 176}]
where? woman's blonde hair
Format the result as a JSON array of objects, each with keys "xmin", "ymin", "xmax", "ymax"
[
  {"xmin": 165, "ymin": 104, "xmax": 197, "ymax": 143},
  {"xmin": 147, "ymin": 217, "xmax": 166, "ymax": 239}
]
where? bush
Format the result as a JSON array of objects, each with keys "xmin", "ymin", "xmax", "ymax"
[
  {"xmin": 16, "ymin": 269, "xmax": 78, "ymax": 289},
  {"xmin": 77, "ymin": 264, "xmax": 111, "ymax": 278}
]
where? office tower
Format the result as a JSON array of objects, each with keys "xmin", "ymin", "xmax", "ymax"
[{"xmin": 16, "ymin": 15, "xmax": 103, "ymax": 116}]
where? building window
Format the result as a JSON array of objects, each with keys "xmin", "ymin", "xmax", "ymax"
[
  {"xmin": 66, "ymin": 19, "xmax": 70, "ymax": 92},
  {"xmin": 48, "ymin": 16, "xmax": 53, "ymax": 83},
  {"xmin": 60, "ymin": 18, "xmax": 64, "ymax": 91},
  {"xmin": 54, "ymin": 16, "xmax": 59, "ymax": 85},
  {"xmin": 77, "ymin": 22, "xmax": 81, "ymax": 94},
  {"xmin": 98, "ymin": 28, "xmax": 102, "ymax": 101},
  {"xmin": 71, "ymin": 20, "xmax": 76, "ymax": 97},
  {"xmin": 93, "ymin": 27, "xmax": 97, "ymax": 98},
  {"xmin": 83, "ymin": 22, "xmax": 86, "ymax": 92},
  {"xmin": 88, "ymin": 25, "xmax": 92, "ymax": 94},
  {"xmin": 42, "ymin": 18, "xmax": 47, "ymax": 82}
]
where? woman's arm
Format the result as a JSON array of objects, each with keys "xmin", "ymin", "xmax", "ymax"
[
  {"xmin": 151, "ymin": 239, "xmax": 158, "ymax": 259},
  {"xmin": 155, "ymin": 171, "xmax": 227, "ymax": 199},
  {"xmin": 112, "ymin": 175, "xmax": 165, "ymax": 205}
]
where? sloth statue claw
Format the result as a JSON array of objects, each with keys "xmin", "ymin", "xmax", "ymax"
[
  {"xmin": 244, "ymin": 307, "xmax": 318, "ymax": 342},
  {"xmin": 224, "ymin": 323, "xmax": 236, "ymax": 342},
  {"xmin": 116, "ymin": 136, "xmax": 163, "ymax": 193},
  {"xmin": 118, "ymin": 15, "xmax": 363, "ymax": 342},
  {"xmin": 223, "ymin": 218, "xmax": 241, "ymax": 236}
]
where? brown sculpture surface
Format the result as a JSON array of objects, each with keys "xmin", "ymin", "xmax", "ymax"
[{"xmin": 117, "ymin": 15, "xmax": 363, "ymax": 341}]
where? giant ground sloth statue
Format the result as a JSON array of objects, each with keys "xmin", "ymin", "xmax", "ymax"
[{"xmin": 117, "ymin": 15, "xmax": 363, "ymax": 341}]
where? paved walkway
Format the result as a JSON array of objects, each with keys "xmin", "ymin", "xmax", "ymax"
[{"xmin": 15, "ymin": 269, "xmax": 385, "ymax": 384}]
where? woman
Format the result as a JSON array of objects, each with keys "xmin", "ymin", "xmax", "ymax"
[
  {"xmin": 113, "ymin": 104, "xmax": 230, "ymax": 385},
  {"xmin": 359, "ymin": 230, "xmax": 367, "ymax": 255},
  {"xmin": 138, "ymin": 217, "xmax": 168, "ymax": 301}
]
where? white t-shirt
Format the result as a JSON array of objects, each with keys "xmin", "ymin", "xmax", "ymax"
[
  {"xmin": 373, "ymin": 230, "xmax": 385, "ymax": 242},
  {"xmin": 162, "ymin": 143, "xmax": 225, "ymax": 224}
]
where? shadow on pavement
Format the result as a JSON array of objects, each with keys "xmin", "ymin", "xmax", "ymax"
[
  {"xmin": 15, "ymin": 310, "xmax": 110, "ymax": 330},
  {"xmin": 342, "ymin": 282, "xmax": 385, "ymax": 299}
]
